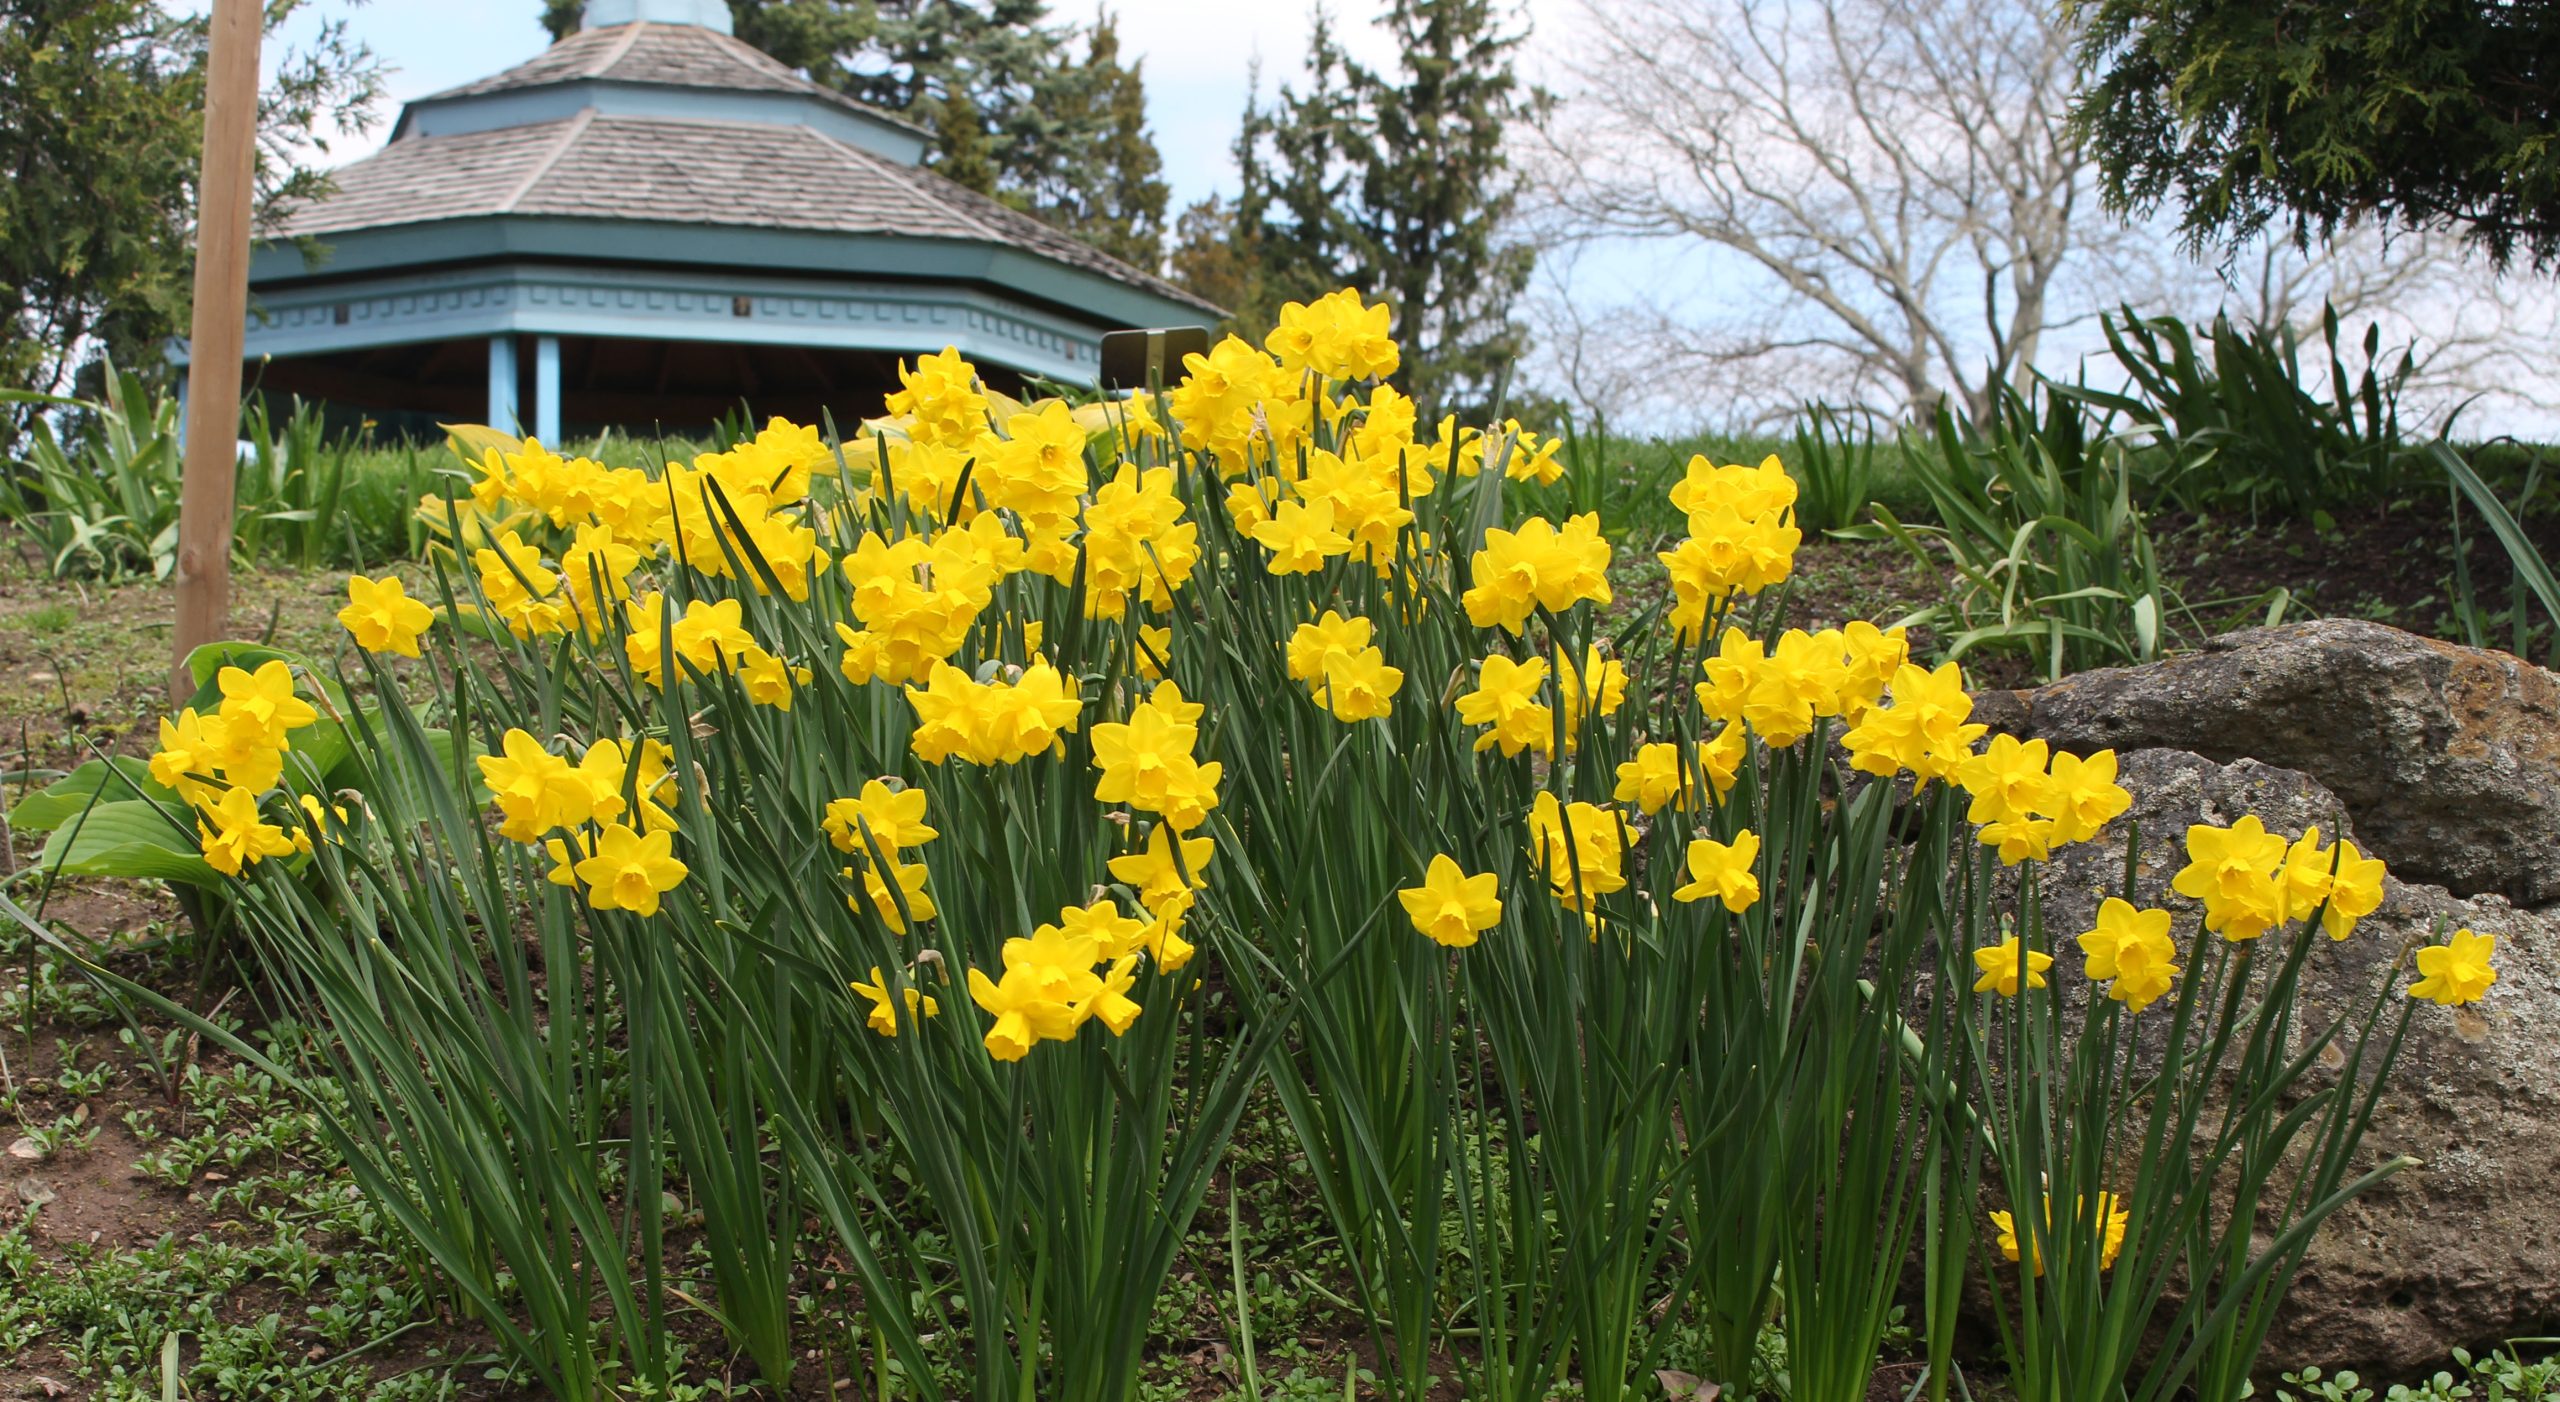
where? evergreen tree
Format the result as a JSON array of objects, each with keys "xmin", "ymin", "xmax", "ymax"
[
  {"xmin": 1033, "ymin": 13, "xmax": 1168, "ymax": 269},
  {"xmin": 1173, "ymin": 1, "xmax": 1540, "ymax": 413},
  {"xmin": 543, "ymin": 0, "xmax": 1169, "ymax": 267},
  {"xmin": 1, "ymin": 0, "xmax": 380, "ymax": 439},
  {"xmin": 2074, "ymin": 0, "xmax": 2560, "ymax": 269}
]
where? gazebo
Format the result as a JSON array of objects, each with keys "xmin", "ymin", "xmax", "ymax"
[{"xmin": 188, "ymin": 0, "xmax": 1217, "ymax": 439}]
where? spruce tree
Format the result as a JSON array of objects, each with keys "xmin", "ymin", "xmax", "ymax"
[{"xmin": 1173, "ymin": 0, "xmax": 1540, "ymax": 413}]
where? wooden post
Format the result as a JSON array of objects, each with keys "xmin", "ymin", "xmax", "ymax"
[{"xmin": 170, "ymin": 0, "xmax": 262, "ymax": 701}]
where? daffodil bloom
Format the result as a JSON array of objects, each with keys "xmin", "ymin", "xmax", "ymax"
[
  {"xmin": 1613, "ymin": 742, "xmax": 1705, "ymax": 814},
  {"xmin": 151, "ymin": 708, "xmax": 231, "ymax": 807},
  {"xmin": 1991, "ymin": 1193, "xmax": 2130, "ymax": 1275},
  {"xmin": 2319, "ymin": 839, "xmax": 2389, "ymax": 940},
  {"xmin": 1314, "ymin": 646, "xmax": 1402, "ymax": 722},
  {"xmin": 2408, "ymin": 928, "xmax": 2497, "ymax": 1006},
  {"xmin": 823, "ymin": 780, "xmax": 937, "ymax": 857},
  {"xmin": 2273, "ymin": 825, "xmax": 2391, "ymax": 937},
  {"xmin": 1456, "ymin": 654, "xmax": 1553, "ymax": 757},
  {"xmin": 338, "ymin": 574, "xmax": 436, "ymax": 656},
  {"xmin": 1972, "ymin": 935, "xmax": 2054, "ymax": 997},
  {"xmin": 1091, "ymin": 695, "xmax": 1224, "ymax": 829},
  {"xmin": 1136, "ymin": 888, "xmax": 1198, "ymax": 970},
  {"xmin": 195, "ymin": 785, "xmax": 295, "ymax": 875},
  {"xmin": 851, "ymin": 966, "xmax": 939, "ymax": 1036},
  {"xmin": 1285, "ymin": 611, "xmax": 1374, "ymax": 683},
  {"xmin": 1249, "ymin": 497, "xmax": 1353, "ymax": 574},
  {"xmin": 2108, "ymin": 930, "xmax": 2180, "ymax": 1013},
  {"xmin": 1956, "ymin": 735, "xmax": 2053, "ymax": 828},
  {"xmin": 851, "ymin": 857, "xmax": 938, "ymax": 933},
  {"xmin": 2171, "ymin": 817, "xmax": 2288, "ymax": 940},
  {"xmin": 1074, "ymin": 955, "xmax": 1147, "ymax": 1035},
  {"xmin": 2043, "ymin": 749, "xmax": 2131, "ymax": 843},
  {"xmin": 1135, "ymin": 623, "xmax": 1173, "ymax": 680},
  {"xmin": 2077, "ymin": 898, "xmax": 2179, "ymax": 1013},
  {"xmin": 1398, "ymin": 854, "xmax": 1503, "ymax": 948},
  {"xmin": 216, "ymin": 661, "xmax": 318, "ymax": 749},
  {"xmin": 1463, "ymin": 514, "xmax": 1613, "ymax": 633},
  {"xmin": 1526, "ymin": 792, "xmax": 1626, "ymax": 915},
  {"xmin": 1054, "ymin": 899, "xmax": 1151, "ymax": 961},
  {"xmin": 967, "ymin": 964, "xmax": 1077, "ymax": 1061},
  {"xmin": 737, "ymin": 647, "xmax": 810, "ymax": 709},
  {"xmin": 1978, "ymin": 816, "xmax": 2058, "ymax": 866},
  {"xmin": 1673, "ymin": 831, "xmax": 1762, "ymax": 913},
  {"xmin": 883, "ymin": 346, "xmax": 990, "ymax": 447},
  {"xmin": 1109, "ymin": 825, "xmax": 1214, "ymax": 910},
  {"xmin": 477, "ymin": 729, "xmax": 596, "ymax": 842},
  {"xmin": 1264, "ymin": 288, "xmax": 1399, "ymax": 381},
  {"xmin": 574, "ymin": 822, "xmax": 689, "ymax": 917},
  {"xmin": 1841, "ymin": 662, "xmax": 1984, "ymax": 784},
  {"xmin": 1553, "ymin": 646, "xmax": 1627, "ymax": 739}
]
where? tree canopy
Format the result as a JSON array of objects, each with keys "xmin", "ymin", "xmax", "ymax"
[
  {"xmin": 542, "ymin": 0, "xmax": 1169, "ymax": 268},
  {"xmin": 0, "ymin": 0, "xmax": 380, "ymax": 432},
  {"xmin": 2071, "ymin": 0, "xmax": 2560, "ymax": 269}
]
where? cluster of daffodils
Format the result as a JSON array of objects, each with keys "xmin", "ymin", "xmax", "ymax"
[
  {"xmin": 1660, "ymin": 454, "xmax": 1804, "ymax": 642},
  {"xmin": 285, "ymin": 285, "xmax": 2503, "ymax": 1082},
  {"xmin": 1953, "ymin": 737, "xmax": 2133, "ymax": 865},
  {"xmin": 478, "ymin": 729, "xmax": 689, "ymax": 915},
  {"xmin": 149, "ymin": 661, "xmax": 326, "ymax": 874},
  {"xmin": 1286, "ymin": 611, "xmax": 1405, "ymax": 721},
  {"xmin": 1963, "ymin": 814, "xmax": 2493, "ymax": 1276}
]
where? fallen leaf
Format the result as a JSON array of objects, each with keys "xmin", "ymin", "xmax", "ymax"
[
  {"xmin": 6, "ymin": 1137, "xmax": 40, "ymax": 1161},
  {"xmin": 34, "ymin": 1376, "xmax": 69, "ymax": 1398},
  {"xmin": 1658, "ymin": 1370, "xmax": 1722, "ymax": 1402}
]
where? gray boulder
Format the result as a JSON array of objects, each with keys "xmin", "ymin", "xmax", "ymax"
[
  {"xmin": 2033, "ymin": 749, "xmax": 2560, "ymax": 1373},
  {"xmin": 1974, "ymin": 620, "xmax": 2560, "ymax": 908}
]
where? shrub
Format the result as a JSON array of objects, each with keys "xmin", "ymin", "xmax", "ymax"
[
  {"xmin": 1865, "ymin": 384, "xmax": 2170, "ymax": 682},
  {"xmin": 0, "ymin": 373, "xmax": 429, "ymax": 578},
  {"xmin": 2070, "ymin": 303, "xmax": 2413, "ymax": 520}
]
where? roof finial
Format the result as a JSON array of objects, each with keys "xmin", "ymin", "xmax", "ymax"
[{"xmin": 579, "ymin": 0, "xmax": 734, "ymax": 33}]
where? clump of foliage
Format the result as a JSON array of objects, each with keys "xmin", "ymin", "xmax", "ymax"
[
  {"xmin": 2067, "ymin": 303, "xmax": 2413, "ymax": 520},
  {"xmin": 2, "ymin": 372, "xmax": 423, "ymax": 579}
]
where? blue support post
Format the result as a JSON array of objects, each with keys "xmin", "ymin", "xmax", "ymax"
[
  {"xmin": 486, "ymin": 334, "xmax": 518, "ymax": 431},
  {"xmin": 173, "ymin": 368, "xmax": 190, "ymax": 450},
  {"xmin": 534, "ymin": 334, "xmax": 561, "ymax": 445}
]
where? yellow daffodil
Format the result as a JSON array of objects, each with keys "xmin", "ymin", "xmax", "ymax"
[
  {"xmin": 1972, "ymin": 935, "xmax": 2054, "ymax": 997},
  {"xmin": 2408, "ymin": 928, "xmax": 2497, "ymax": 1006},
  {"xmin": 1398, "ymin": 854, "xmax": 1503, "ymax": 948},
  {"xmin": 337, "ymin": 574, "xmax": 436, "ymax": 656},
  {"xmin": 574, "ymin": 822, "xmax": 689, "ymax": 917},
  {"xmin": 1673, "ymin": 831, "xmax": 1762, "ymax": 913}
]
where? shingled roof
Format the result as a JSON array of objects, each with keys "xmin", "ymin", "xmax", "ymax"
[
  {"xmin": 296, "ymin": 16, "xmax": 1217, "ymax": 316},
  {"xmin": 418, "ymin": 19, "xmax": 912, "ymax": 130},
  {"xmin": 282, "ymin": 110, "xmax": 1213, "ymax": 312}
]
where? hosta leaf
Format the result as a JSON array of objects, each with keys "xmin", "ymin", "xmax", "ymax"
[
  {"xmin": 37, "ymin": 800, "xmax": 218, "ymax": 885},
  {"xmin": 6, "ymin": 757, "xmax": 177, "ymax": 831}
]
